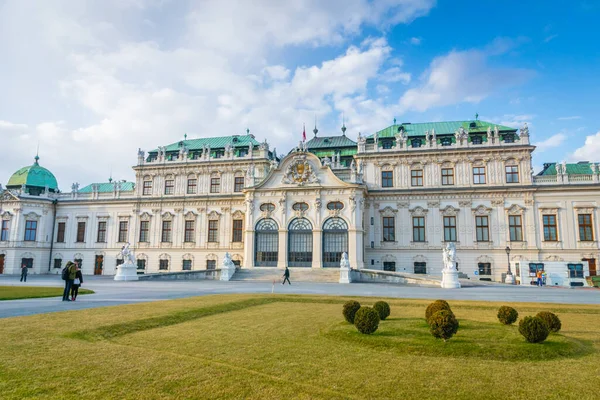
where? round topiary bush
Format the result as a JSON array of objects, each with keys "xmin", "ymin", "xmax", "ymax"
[
  {"xmin": 428, "ymin": 310, "xmax": 459, "ymax": 341},
  {"xmin": 497, "ymin": 306, "xmax": 519, "ymax": 325},
  {"xmin": 342, "ymin": 300, "xmax": 362, "ymax": 324},
  {"xmin": 536, "ymin": 311, "xmax": 562, "ymax": 333},
  {"xmin": 373, "ymin": 301, "xmax": 391, "ymax": 320},
  {"xmin": 425, "ymin": 300, "xmax": 452, "ymax": 322},
  {"xmin": 518, "ymin": 316, "xmax": 550, "ymax": 343},
  {"xmin": 354, "ymin": 306, "xmax": 380, "ymax": 334}
]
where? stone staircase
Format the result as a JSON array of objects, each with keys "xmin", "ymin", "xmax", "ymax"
[{"xmin": 231, "ymin": 268, "xmax": 340, "ymax": 283}]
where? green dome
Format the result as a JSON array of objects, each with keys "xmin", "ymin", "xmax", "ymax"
[{"xmin": 7, "ymin": 156, "xmax": 59, "ymax": 193}]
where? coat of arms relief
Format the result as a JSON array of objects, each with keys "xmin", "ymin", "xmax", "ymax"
[{"xmin": 281, "ymin": 155, "xmax": 320, "ymax": 186}]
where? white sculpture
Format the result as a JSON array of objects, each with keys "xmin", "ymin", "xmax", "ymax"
[
  {"xmin": 220, "ymin": 252, "xmax": 236, "ymax": 281},
  {"xmin": 440, "ymin": 242, "xmax": 461, "ymax": 289},
  {"xmin": 114, "ymin": 242, "xmax": 139, "ymax": 281},
  {"xmin": 339, "ymin": 252, "xmax": 352, "ymax": 283}
]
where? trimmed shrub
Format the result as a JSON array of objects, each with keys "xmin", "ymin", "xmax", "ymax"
[
  {"xmin": 536, "ymin": 311, "xmax": 562, "ymax": 333},
  {"xmin": 354, "ymin": 307, "xmax": 380, "ymax": 334},
  {"xmin": 342, "ymin": 301, "xmax": 362, "ymax": 324},
  {"xmin": 428, "ymin": 310, "xmax": 459, "ymax": 341},
  {"xmin": 425, "ymin": 300, "xmax": 452, "ymax": 321},
  {"xmin": 497, "ymin": 306, "xmax": 519, "ymax": 325},
  {"xmin": 518, "ymin": 316, "xmax": 549, "ymax": 343},
  {"xmin": 373, "ymin": 301, "xmax": 391, "ymax": 320}
]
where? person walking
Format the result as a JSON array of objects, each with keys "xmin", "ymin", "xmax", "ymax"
[
  {"xmin": 282, "ymin": 266, "xmax": 291, "ymax": 285},
  {"xmin": 70, "ymin": 264, "xmax": 84, "ymax": 301},
  {"xmin": 62, "ymin": 261, "xmax": 77, "ymax": 301},
  {"xmin": 20, "ymin": 263, "xmax": 28, "ymax": 282},
  {"xmin": 536, "ymin": 269, "xmax": 543, "ymax": 287}
]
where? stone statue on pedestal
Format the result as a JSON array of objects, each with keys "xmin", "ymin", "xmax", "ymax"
[
  {"xmin": 339, "ymin": 252, "xmax": 352, "ymax": 283},
  {"xmin": 220, "ymin": 252, "xmax": 237, "ymax": 281},
  {"xmin": 114, "ymin": 242, "xmax": 139, "ymax": 281},
  {"xmin": 440, "ymin": 242, "xmax": 461, "ymax": 289}
]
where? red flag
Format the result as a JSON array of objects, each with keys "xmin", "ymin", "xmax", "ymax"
[{"xmin": 302, "ymin": 124, "xmax": 306, "ymax": 142}]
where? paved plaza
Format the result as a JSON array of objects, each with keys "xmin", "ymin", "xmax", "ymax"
[{"xmin": 1, "ymin": 275, "xmax": 598, "ymax": 319}]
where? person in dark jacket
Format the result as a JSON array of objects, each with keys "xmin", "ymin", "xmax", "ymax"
[
  {"xmin": 70, "ymin": 265, "xmax": 84, "ymax": 301},
  {"xmin": 62, "ymin": 261, "xmax": 77, "ymax": 301},
  {"xmin": 282, "ymin": 266, "xmax": 291, "ymax": 285},
  {"xmin": 20, "ymin": 263, "xmax": 28, "ymax": 282}
]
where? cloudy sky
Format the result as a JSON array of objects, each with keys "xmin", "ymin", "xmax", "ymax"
[{"xmin": 1, "ymin": 0, "xmax": 599, "ymax": 189}]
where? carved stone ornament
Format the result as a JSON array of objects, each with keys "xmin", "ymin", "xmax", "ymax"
[
  {"xmin": 574, "ymin": 206, "xmax": 596, "ymax": 214},
  {"xmin": 409, "ymin": 206, "xmax": 428, "ymax": 216},
  {"xmin": 281, "ymin": 155, "xmax": 320, "ymax": 185},
  {"xmin": 427, "ymin": 200, "xmax": 440, "ymax": 208},
  {"xmin": 232, "ymin": 210, "xmax": 245, "ymax": 219},
  {"xmin": 162, "ymin": 211, "xmax": 174, "ymax": 221},
  {"xmin": 379, "ymin": 206, "xmax": 398, "ymax": 217},
  {"xmin": 491, "ymin": 199, "xmax": 505, "ymax": 207},
  {"xmin": 505, "ymin": 204, "xmax": 526, "ymax": 215},
  {"xmin": 458, "ymin": 200, "xmax": 472, "ymax": 208},
  {"xmin": 472, "ymin": 205, "xmax": 493, "ymax": 216},
  {"xmin": 440, "ymin": 205, "xmax": 459, "ymax": 216},
  {"xmin": 184, "ymin": 210, "xmax": 197, "ymax": 219},
  {"xmin": 139, "ymin": 211, "xmax": 152, "ymax": 221},
  {"xmin": 207, "ymin": 210, "xmax": 221, "ymax": 219}
]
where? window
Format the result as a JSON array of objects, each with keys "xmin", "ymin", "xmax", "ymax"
[
  {"xmin": 443, "ymin": 216, "xmax": 457, "ymax": 242},
  {"xmin": 143, "ymin": 180, "xmax": 152, "ymax": 195},
  {"xmin": 208, "ymin": 220, "xmax": 219, "ymax": 242},
  {"xmin": 75, "ymin": 222, "xmax": 86, "ymax": 242},
  {"xmin": 543, "ymin": 215, "xmax": 558, "ymax": 241},
  {"xmin": 473, "ymin": 167, "xmax": 486, "ymax": 184},
  {"xmin": 382, "ymin": 140, "xmax": 394, "ymax": 149},
  {"xmin": 139, "ymin": 221, "xmax": 149, "ymax": 242},
  {"xmin": 184, "ymin": 220, "xmax": 195, "ymax": 243},
  {"xmin": 234, "ymin": 177, "xmax": 245, "ymax": 192},
  {"xmin": 292, "ymin": 202, "xmax": 309, "ymax": 211},
  {"xmin": 1, "ymin": 220, "xmax": 8, "ymax": 241},
  {"xmin": 475, "ymin": 216, "xmax": 489, "ymax": 242},
  {"xmin": 440, "ymin": 137, "xmax": 452, "ymax": 146},
  {"xmin": 441, "ymin": 168, "xmax": 454, "ymax": 185},
  {"xmin": 164, "ymin": 179, "xmax": 174, "ymax": 195},
  {"xmin": 56, "ymin": 222, "xmax": 66, "ymax": 242},
  {"xmin": 137, "ymin": 259, "xmax": 146, "ymax": 274},
  {"xmin": 413, "ymin": 216, "xmax": 425, "ymax": 242},
  {"xmin": 207, "ymin": 260, "xmax": 217, "ymax": 270},
  {"xmin": 118, "ymin": 221, "xmax": 128, "ymax": 243},
  {"xmin": 24, "ymin": 221, "xmax": 37, "ymax": 241},
  {"xmin": 503, "ymin": 133, "xmax": 515, "ymax": 143},
  {"xmin": 159, "ymin": 259, "xmax": 169, "ymax": 270},
  {"xmin": 21, "ymin": 258, "xmax": 33, "ymax": 269},
  {"xmin": 568, "ymin": 263, "xmax": 584, "ymax": 278},
  {"xmin": 578, "ymin": 214, "xmax": 594, "ymax": 241},
  {"xmin": 327, "ymin": 201, "xmax": 344, "ymax": 210},
  {"xmin": 161, "ymin": 220, "xmax": 172, "ymax": 242},
  {"xmin": 96, "ymin": 221, "xmax": 106, "ymax": 243},
  {"xmin": 232, "ymin": 219, "xmax": 243, "ymax": 242},
  {"xmin": 54, "ymin": 258, "xmax": 62, "ymax": 269},
  {"xmin": 182, "ymin": 259, "xmax": 192, "ymax": 271},
  {"xmin": 210, "ymin": 177, "xmax": 220, "ymax": 193},
  {"xmin": 381, "ymin": 171, "xmax": 393, "ymax": 187},
  {"xmin": 411, "ymin": 138, "xmax": 422, "ymax": 148},
  {"xmin": 414, "ymin": 262, "xmax": 427, "ymax": 274},
  {"xmin": 411, "ymin": 170, "xmax": 423, "ymax": 186},
  {"xmin": 471, "ymin": 136, "xmax": 483, "ymax": 145},
  {"xmin": 505, "ymin": 165, "xmax": 519, "ymax": 183},
  {"xmin": 478, "ymin": 263, "xmax": 492, "ymax": 275},
  {"xmin": 509, "ymin": 215, "xmax": 523, "ymax": 241},
  {"xmin": 383, "ymin": 217, "xmax": 395, "ymax": 241},
  {"xmin": 239, "ymin": 149, "xmax": 248, "ymax": 157},
  {"xmin": 187, "ymin": 178, "xmax": 197, "ymax": 194},
  {"xmin": 383, "ymin": 262, "xmax": 396, "ymax": 271},
  {"xmin": 529, "ymin": 263, "xmax": 544, "ymax": 274},
  {"xmin": 260, "ymin": 203, "xmax": 275, "ymax": 212}
]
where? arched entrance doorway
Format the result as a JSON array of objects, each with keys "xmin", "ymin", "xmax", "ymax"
[
  {"xmin": 288, "ymin": 218, "xmax": 313, "ymax": 267},
  {"xmin": 323, "ymin": 217, "xmax": 348, "ymax": 268},
  {"xmin": 255, "ymin": 218, "xmax": 278, "ymax": 267}
]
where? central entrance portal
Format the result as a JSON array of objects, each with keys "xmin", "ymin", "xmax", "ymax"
[{"xmin": 288, "ymin": 218, "xmax": 313, "ymax": 267}]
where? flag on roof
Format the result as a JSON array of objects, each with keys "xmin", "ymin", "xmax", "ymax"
[{"xmin": 302, "ymin": 124, "xmax": 306, "ymax": 142}]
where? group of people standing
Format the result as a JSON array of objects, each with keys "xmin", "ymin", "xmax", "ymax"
[{"xmin": 62, "ymin": 261, "xmax": 84, "ymax": 301}]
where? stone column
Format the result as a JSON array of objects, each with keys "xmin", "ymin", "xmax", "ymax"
[
  {"xmin": 312, "ymin": 229, "xmax": 323, "ymax": 269},
  {"xmin": 277, "ymin": 229, "xmax": 288, "ymax": 269}
]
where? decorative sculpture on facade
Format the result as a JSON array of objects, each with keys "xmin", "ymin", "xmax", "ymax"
[
  {"xmin": 519, "ymin": 122, "xmax": 529, "ymax": 137},
  {"xmin": 281, "ymin": 156, "xmax": 319, "ymax": 185},
  {"xmin": 442, "ymin": 242, "xmax": 457, "ymax": 271}
]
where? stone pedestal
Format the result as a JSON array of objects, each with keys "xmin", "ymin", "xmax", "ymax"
[
  {"xmin": 114, "ymin": 262, "xmax": 139, "ymax": 281},
  {"xmin": 220, "ymin": 264, "xmax": 236, "ymax": 281},
  {"xmin": 339, "ymin": 266, "xmax": 352, "ymax": 284},
  {"xmin": 441, "ymin": 269, "xmax": 461, "ymax": 289}
]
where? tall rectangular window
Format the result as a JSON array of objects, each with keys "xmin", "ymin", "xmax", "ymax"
[
  {"xmin": 161, "ymin": 220, "xmax": 172, "ymax": 242},
  {"xmin": 159, "ymin": 259, "xmax": 169, "ymax": 270},
  {"xmin": 414, "ymin": 262, "xmax": 427, "ymax": 274},
  {"xmin": 473, "ymin": 167, "xmax": 486, "ymax": 184},
  {"xmin": 232, "ymin": 219, "xmax": 243, "ymax": 242},
  {"xmin": 118, "ymin": 221, "xmax": 128, "ymax": 242},
  {"xmin": 543, "ymin": 215, "xmax": 558, "ymax": 241},
  {"xmin": 475, "ymin": 216, "xmax": 489, "ymax": 242},
  {"xmin": 1, "ymin": 220, "xmax": 9, "ymax": 241},
  {"xmin": 54, "ymin": 258, "xmax": 62, "ymax": 269},
  {"xmin": 411, "ymin": 170, "xmax": 423, "ymax": 187},
  {"xmin": 568, "ymin": 263, "xmax": 584, "ymax": 278},
  {"xmin": 443, "ymin": 216, "xmax": 457, "ymax": 242},
  {"xmin": 382, "ymin": 217, "xmax": 395, "ymax": 241},
  {"xmin": 96, "ymin": 221, "xmax": 107, "ymax": 243},
  {"xmin": 578, "ymin": 214, "xmax": 594, "ymax": 241},
  {"xmin": 56, "ymin": 222, "xmax": 66, "ymax": 242},
  {"xmin": 381, "ymin": 171, "xmax": 393, "ymax": 187},
  {"xmin": 137, "ymin": 259, "xmax": 146, "ymax": 273},
  {"xmin": 164, "ymin": 179, "xmax": 174, "ymax": 195},
  {"xmin": 210, "ymin": 178, "xmax": 220, "ymax": 193},
  {"xmin": 139, "ymin": 221, "xmax": 149, "ymax": 242},
  {"xmin": 509, "ymin": 215, "xmax": 523, "ymax": 241},
  {"xmin": 76, "ymin": 222, "xmax": 86, "ymax": 242},
  {"xmin": 208, "ymin": 220, "xmax": 219, "ymax": 242},
  {"xmin": 143, "ymin": 180, "xmax": 152, "ymax": 195},
  {"xmin": 24, "ymin": 221, "xmax": 37, "ymax": 241},
  {"xmin": 187, "ymin": 179, "xmax": 197, "ymax": 194},
  {"xmin": 441, "ymin": 168, "xmax": 454, "ymax": 185},
  {"xmin": 505, "ymin": 165, "xmax": 519, "ymax": 183},
  {"xmin": 184, "ymin": 220, "xmax": 195, "ymax": 243},
  {"xmin": 182, "ymin": 259, "xmax": 192, "ymax": 271},
  {"xmin": 413, "ymin": 216, "xmax": 425, "ymax": 242},
  {"xmin": 234, "ymin": 177, "xmax": 245, "ymax": 192}
]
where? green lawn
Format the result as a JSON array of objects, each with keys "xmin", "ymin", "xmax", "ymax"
[
  {"xmin": 0, "ymin": 286, "xmax": 94, "ymax": 300},
  {"xmin": 1, "ymin": 294, "xmax": 599, "ymax": 399}
]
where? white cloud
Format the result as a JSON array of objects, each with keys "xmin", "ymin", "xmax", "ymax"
[
  {"xmin": 0, "ymin": 120, "xmax": 28, "ymax": 130},
  {"xmin": 557, "ymin": 116, "xmax": 581, "ymax": 120},
  {"xmin": 544, "ymin": 34, "xmax": 558, "ymax": 43},
  {"xmin": 380, "ymin": 66, "xmax": 411, "ymax": 84},
  {"xmin": 488, "ymin": 114, "xmax": 534, "ymax": 129},
  {"xmin": 533, "ymin": 133, "xmax": 567, "ymax": 152},
  {"xmin": 570, "ymin": 131, "xmax": 600, "ymax": 162},
  {"xmin": 409, "ymin": 37, "xmax": 422, "ymax": 45}
]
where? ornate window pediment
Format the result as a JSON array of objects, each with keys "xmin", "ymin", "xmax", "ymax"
[
  {"xmin": 184, "ymin": 210, "xmax": 197, "ymax": 219},
  {"xmin": 505, "ymin": 204, "xmax": 526, "ymax": 215},
  {"xmin": 139, "ymin": 212, "xmax": 152, "ymax": 221},
  {"xmin": 182, "ymin": 253, "xmax": 194, "ymax": 261},
  {"xmin": 1, "ymin": 211, "xmax": 12, "ymax": 220},
  {"xmin": 379, "ymin": 206, "xmax": 398, "ymax": 217},
  {"xmin": 471, "ymin": 205, "xmax": 492, "ymax": 216},
  {"xmin": 409, "ymin": 206, "xmax": 428, "ymax": 216},
  {"xmin": 380, "ymin": 163, "xmax": 394, "ymax": 171},
  {"xmin": 232, "ymin": 210, "xmax": 245, "ymax": 219},
  {"xmin": 23, "ymin": 212, "xmax": 41, "ymax": 221},
  {"xmin": 440, "ymin": 205, "xmax": 460, "ymax": 216},
  {"xmin": 539, "ymin": 207, "xmax": 559, "ymax": 214},
  {"xmin": 159, "ymin": 253, "xmax": 171, "ymax": 261},
  {"xmin": 162, "ymin": 211, "xmax": 175, "ymax": 221},
  {"xmin": 206, "ymin": 253, "xmax": 217, "ymax": 261},
  {"xmin": 574, "ymin": 206, "xmax": 596, "ymax": 214},
  {"xmin": 207, "ymin": 210, "xmax": 221, "ymax": 220}
]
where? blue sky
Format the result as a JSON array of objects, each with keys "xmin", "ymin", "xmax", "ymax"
[{"xmin": 1, "ymin": 0, "xmax": 599, "ymax": 187}]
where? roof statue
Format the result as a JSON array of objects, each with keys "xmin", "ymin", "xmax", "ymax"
[
  {"xmin": 71, "ymin": 183, "xmax": 79, "ymax": 193},
  {"xmin": 520, "ymin": 122, "xmax": 529, "ymax": 137},
  {"xmin": 494, "ymin": 125, "xmax": 500, "ymax": 137}
]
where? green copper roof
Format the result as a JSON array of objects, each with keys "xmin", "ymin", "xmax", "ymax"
[
  {"xmin": 310, "ymin": 148, "xmax": 357, "ymax": 158},
  {"xmin": 150, "ymin": 134, "xmax": 261, "ymax": 153},
  {"xmin": 6, "ymin": 156, "xmax": 58, "ymax": 191},
  {"xmin": 537, "ymin": 162, "xmax": 595, "ymax": 176},
  {"xmin": 306, "ymin": 135, "xmax": 357, "ymax": 149},
  {"xmin": 369, "ymin": 120, "xmax": 517, "ymax": 139},
  {"xmin": 79, "ymin": 181, "xmax": 135, "ymax": 193}
]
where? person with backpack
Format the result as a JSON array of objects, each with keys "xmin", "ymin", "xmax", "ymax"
[
  {"xmin": 20, "ymin": 263, "xmax": 28, "ymax": 282},
  {"xmin": 282, "ymin": 266, "xmax": 291, "ymax": 285},
  {"xmin": 70, "ymin": 264, "xmax": 84, "ymax": 301},
  {"xmin": 62, "ymin": 261, "xmax": 77, "ymax": 301}
]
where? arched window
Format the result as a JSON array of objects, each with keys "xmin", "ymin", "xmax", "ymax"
[
  {"xmin": 322, "ymin": 218, "xmax": 348, "ymax": 268},
  {"xmin": 255, "ymin": 219, "xmax": 278, "ymax": 267},
  {"xmin": 288, "ymin": 218, "xmax": 313, "ymax": 267}
]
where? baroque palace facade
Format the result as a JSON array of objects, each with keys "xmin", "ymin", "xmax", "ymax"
[{"xmin": 1, "ymin": 119, "xmax": 599, "ymax": 281}]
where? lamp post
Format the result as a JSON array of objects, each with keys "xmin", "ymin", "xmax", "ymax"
[{"xmin": 505, "ymin": 246, "xmax": 514, "ymax": 284}]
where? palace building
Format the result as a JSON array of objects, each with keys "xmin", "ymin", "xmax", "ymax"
[{"xmin": 1, "ymin": 119, "xmax": 598, "ymax": 282}]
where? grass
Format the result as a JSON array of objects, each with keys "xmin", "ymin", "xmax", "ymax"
[
  {"xmin": 1, "ymin": 295, "xmax": 599, "ymax": 399},
  {"xmin": 0, "ymin": 286, "xmax": 94, "ymax": 300}
]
